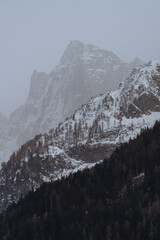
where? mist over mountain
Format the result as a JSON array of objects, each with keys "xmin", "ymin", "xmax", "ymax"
[
  {"xmin": 0, "ymin": 41, "xmax": 143, "ymax": 164},
  {"xmin": 0, "ymin": 1, "xmax": 160, "ymax": 238},
  {"xmin": 0, "ymin": 58, "xmax": 159, "ymax": 212}
]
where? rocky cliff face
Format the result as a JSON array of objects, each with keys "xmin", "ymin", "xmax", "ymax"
[
  {"xmin": 0, "ymin": 41, "xmax": 143, "ymax": 163},
  {"xmin": 0, "ymin": 59, "xmax": 159, "ymax": 212}
]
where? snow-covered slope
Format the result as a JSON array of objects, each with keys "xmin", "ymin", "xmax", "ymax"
[
  {"xmin": 0, "ymin": 41, "xmax": 143, "ymax": 164},
  {"xmin": 0, "ymin": 59, "xmax": 160, "ymax": 212},
  {"xmin": 49, "ymin": 59, "xmax": 160, "ymax": 148}
]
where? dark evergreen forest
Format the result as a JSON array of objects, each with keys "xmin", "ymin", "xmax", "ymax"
[{"xmin": 0, "ymin": 121, "xmax": 160, "ymax": 240}]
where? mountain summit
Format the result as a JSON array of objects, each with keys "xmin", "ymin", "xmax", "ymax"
[{"xmin": 0, "ymin": 41, "xmax": 143, "ymax": 163}]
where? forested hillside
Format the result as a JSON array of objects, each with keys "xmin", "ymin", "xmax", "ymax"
[
  {"xmin": 0, "ymin": 121, "xmax": 160, "ymax": 240},
  {"xmin": 0, "ymin": 59, "xmax": 160, "ymax": 213}
]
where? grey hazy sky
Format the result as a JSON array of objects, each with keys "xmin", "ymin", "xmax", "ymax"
[{"xmin": 0, "ymin": 0, "xmax": 160, "ymax": 117}]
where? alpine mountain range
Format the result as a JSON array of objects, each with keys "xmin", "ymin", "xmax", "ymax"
[
  {"xmin": 0, "ymin": 40, "xmax": 160, "ymax": 211},
  {"xmin": 0, "ymin": 40, "xmax": 143, "ymax": 164}
]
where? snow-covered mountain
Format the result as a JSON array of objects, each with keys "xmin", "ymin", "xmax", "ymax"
[
  {"xmin": 0, "ymin": 40, "xmax": 143, "ymax": 163},
  {"xmin": 0, "ymin": 58, "xmax": 160, "ymax": 212}
]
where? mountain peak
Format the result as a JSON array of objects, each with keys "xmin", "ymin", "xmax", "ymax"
[
  {"xmin": 68, "ymin": 40, "xmax": 84, "ymax": 48},
  {"xmin": 133, "ymin": 57, "xmax": 144, "ymax": 64},
  {"xmin": 134, "ymin": 57, "xmax": 160, "ymax": 72},
  {"xmin": 0, "ymin": 41, "xmax": 145, "ymax": 164},
  {"xmin": 119, "ymin": 59, "xmax": 160, "ymax": 117},
  {"xmin": 149, "ymin": 58, "xmax": 160, "ymax": 67},
  {"xmin": 59, "ymin": 40, "xmax": 84, "ymax": 65}
]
